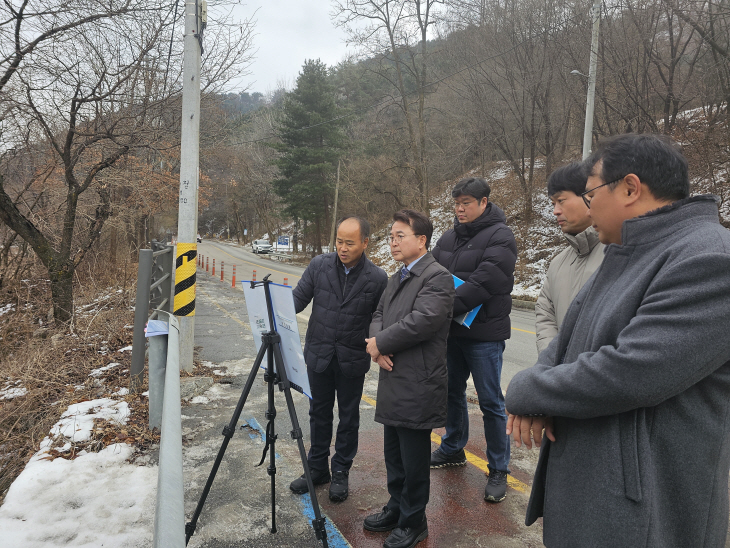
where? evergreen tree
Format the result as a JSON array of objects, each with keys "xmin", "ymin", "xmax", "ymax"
[{"xmin": 271, "ymin": 59, "xmax": 348, "ymax": 254}]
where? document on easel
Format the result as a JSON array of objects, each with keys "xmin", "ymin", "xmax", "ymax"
[
  {"xmin": 242, "ymin": 282, "xmax": 312, "ymax": 398},
  {"xmin": 452, "ymin": 275, "xmax": 481, "ymax": 328}
]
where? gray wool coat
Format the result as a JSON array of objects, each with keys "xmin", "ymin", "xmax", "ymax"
[
  {"xmin": 370, "ymin": 252, "xmax": 455, "ymax": 430},
  {"xmin": 505, "ymin": 196, "xmax": 730, "ymax": 548}
]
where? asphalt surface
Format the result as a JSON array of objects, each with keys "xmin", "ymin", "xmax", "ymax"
[{"xmin": 183, "ymin": 240, "xmax": 546, "ymax": 548}]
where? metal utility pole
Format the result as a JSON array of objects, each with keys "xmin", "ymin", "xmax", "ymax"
[
  {"xmin": 174, "ymin": 0, "xmax": 205, "ymax": 372},
  {"xmin": 328, "ymin": 160, "xmax": 340, "ymax": 253},
  {"xmin": 582, "ymin": 0, "xmax": 601, "ymax": 160}
]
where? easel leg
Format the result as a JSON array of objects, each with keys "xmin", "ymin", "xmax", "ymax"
[
  {"xmin": 185, "ymin": 341, "xmax": 268, "ymax": 545},
  {"xmin": 272, "ymin": 344, "xmax": 330, "ymax": 548},
  {"xmin": 265, "ymin": 344, "xmax": 277, "ymax": 533}
]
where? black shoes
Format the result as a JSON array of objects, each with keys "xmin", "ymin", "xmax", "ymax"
[
  {"xmin": 430, "ymin": 447, "xmax": 467, "ymax": 468},
  {"xmin": 383, "ymin": 517, "xmax": 428, "ymax": 548},
  {"xmin": 289, "ymin": 468, "xmax": 349, "ymax": 502},
  {"xmin": 484, "ymin": 469, "xmax": 508, "ymax": 502},
  {"xmin": 329, "ymin": 470, "xmax": 349, "ymax": 502},
  {"xmin": 289, "ymin": 468, "xmax": 331, "ymax": 494},
  {"xmin": 363, "ymin": 506, "xmax": 400, "ymax": 532}
]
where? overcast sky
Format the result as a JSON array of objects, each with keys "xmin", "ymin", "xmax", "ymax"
[{"xmin": 234, "ymin": 1, "xmax": 357, "ymax": 94}]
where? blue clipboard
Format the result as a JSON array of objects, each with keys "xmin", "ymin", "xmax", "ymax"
[{"xmin": 452, "ymin": 275, "xmax": 481, "ymax": 328}]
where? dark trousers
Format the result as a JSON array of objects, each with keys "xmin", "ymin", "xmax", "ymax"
[
  {"xmin": 384, "ymin": 425, "xmax": 432, "ymax": 529},
  {"xmin": 307, "ymin": 355, "xmax": 365, "ymax": 473}
]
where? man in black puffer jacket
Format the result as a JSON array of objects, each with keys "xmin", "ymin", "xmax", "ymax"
[
  {"xmin": 431, "ymin": 177, "xmax": 517, "ymax": 503},
  {"xmin": 288, "ymin": 216, "xmax": 387, "ymax": 503}
]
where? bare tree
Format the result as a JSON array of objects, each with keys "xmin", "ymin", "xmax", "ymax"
[
  {"xmin": 334, "ymin": 0, "xmax": 444, "ymax": 212},
  {"xmin": 0, "ymin": 0, "xmax": 254, "ymax": 323}
]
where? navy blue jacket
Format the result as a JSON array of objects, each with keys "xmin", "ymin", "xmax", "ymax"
[
  {"xmin": 432, "ymin": 202, "xmax": 517, "ymax": 341},
  {"xmin": 293, "ymin": 252, "xmax": 388, "ymax": 377}
]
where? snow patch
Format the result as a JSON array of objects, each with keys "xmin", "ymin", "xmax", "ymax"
[{"xmin": 50, "ymin": 398, "xmax": 130, "ymax": 443}]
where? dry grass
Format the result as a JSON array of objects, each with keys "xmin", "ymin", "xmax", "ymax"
[{"xmin": 0, "ymin": 263, "xmax": 155, "ymax": 505}]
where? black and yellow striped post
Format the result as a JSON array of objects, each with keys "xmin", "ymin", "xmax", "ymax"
[{"xmin": 174, "ymin": 243, "xmax": 197, "ymax": 317}]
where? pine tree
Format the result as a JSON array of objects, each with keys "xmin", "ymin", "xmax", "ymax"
[{"xmin": 271, "ymin": 59, "xmax": 348, "ymax": 254}]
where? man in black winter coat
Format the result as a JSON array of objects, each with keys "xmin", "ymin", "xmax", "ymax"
[
  {"xmin": 431, "ymin": 177, "xmax": 517, "ymax": 503},
  {"xmin": 288, "ymin": 216, "xmax": 387, "ymax": 502}
]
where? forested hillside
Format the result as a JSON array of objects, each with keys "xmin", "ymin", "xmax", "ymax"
[
  {"xmin": 194, "ymin": 0, "xmax": 730, "ymax": 292},
  {"xmin": 3, "ymin": 0, "xmax": 730, "ymax": 309}
]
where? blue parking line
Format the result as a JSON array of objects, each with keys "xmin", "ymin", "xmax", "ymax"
[
  {"xmin": 244, "ymin": 416, "xmax": 350, "ymax": 546},
  {"xmin": 299, "ymin": 494, "xmax": 351, "ymax": 548}
]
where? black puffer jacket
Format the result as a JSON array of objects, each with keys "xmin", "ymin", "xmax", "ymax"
[
  {"xmin": 293, "ymin": 252, "xmax": 388, "ymax": 377},
  {"xmin": 432, "ymin": 202, "xmax": 517, "ymax": 341}
]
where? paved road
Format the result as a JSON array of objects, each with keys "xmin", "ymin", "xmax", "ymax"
[{"xmin": 186, "ymin": 241, "xmax": 544, "ymax": 547}]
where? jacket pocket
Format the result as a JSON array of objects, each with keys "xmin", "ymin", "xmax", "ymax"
[{"xmin": 619, "ymin": 410, "xmax": 642, "ymax": 502}]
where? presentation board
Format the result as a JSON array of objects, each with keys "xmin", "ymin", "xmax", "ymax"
[{"xmin": 242, "ymin": 281, "xmax": 311, "ymax": 398}]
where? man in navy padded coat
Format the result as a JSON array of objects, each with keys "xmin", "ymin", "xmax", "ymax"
[
  {"xmin": 506, "ymin": 134, "xmax": 730, "ymax": 547},
  {"xmin": 430, "ymin": 177, "xmax": 517, "ymax": 503},
  {"xmin": 288, "ymin": 216, "xmax": 387, "ymax": 502}
]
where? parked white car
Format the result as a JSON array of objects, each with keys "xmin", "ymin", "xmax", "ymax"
[{"xmin": 252, "ymin": 239, "xmax": 273, "ymax": 254}]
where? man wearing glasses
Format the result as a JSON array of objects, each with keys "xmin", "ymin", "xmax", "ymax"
[
  {"xmin": 506, "ymin": 134, "xmax": 730, "ymax": 547},
  {"xmin": 430, "ymin": 177, "xmax": 518, "ymax": 503},
  {"xmin": 364, "ymin": 209, "xmax": 454, "ymax": 548},
  {"xmin": 535, "ymin": 162, "xmax": 604, "ymax": 354}
]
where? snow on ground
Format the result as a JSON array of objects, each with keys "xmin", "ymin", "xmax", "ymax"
[
  {"xmin": 1, "ymin": 379, "xmax": 27, "ymax": 400},
  {"xmin": 0, "ymin": 353, "xmax": 156, "ymax": 546},
  {"xmin": 50, "ymin": 398, "xmax": 129, "ymax": 442},
  {"xmin": 0, "ymin": 442, "xmax": 156, "ymax": 548}
]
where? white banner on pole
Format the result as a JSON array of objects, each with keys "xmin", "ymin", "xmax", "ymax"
[{"xmin": 242, "ymin": 282, "xmax": 311, "ymax": 398}]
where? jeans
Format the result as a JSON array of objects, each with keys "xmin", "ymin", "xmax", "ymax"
[{"xmin": 440, "ymin": 337, "xmax": 510, "ymax": 473}]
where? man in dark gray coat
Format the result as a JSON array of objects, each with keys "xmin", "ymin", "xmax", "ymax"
[
  {"xmin": 288, "ymin": 216, "xmax": 387, "ymax": 502},
  {"xmin": 363, "ymin": 209, "xmax": 454, "ymax": 548},
  {"xmin": 506, "ymin": 134, "xmax": 730, "ymax": 547}
]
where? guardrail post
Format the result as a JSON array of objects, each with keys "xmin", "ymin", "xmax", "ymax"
[
  {"xmin": 130, "ymin": 249, "xmax": 153, "ymax": 392},
  {"xmin": 153, "ymin": 312, "xmax": 185, "ymax": 548},
  {"xmin": 150, "ymin": 241, "xmax": 174, "ymax": 313},
  {"xmin": 148, "ymin": 324, "xmax": 168, "ymax": 430}
]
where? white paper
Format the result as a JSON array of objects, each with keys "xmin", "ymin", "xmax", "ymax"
[
  {"xmin": 242, "ymin": 281, "xmax": 311, "ymax": 398},
  {"xmin": 145, "ymin": 320, "xmax": 169, "ymax": 337}
]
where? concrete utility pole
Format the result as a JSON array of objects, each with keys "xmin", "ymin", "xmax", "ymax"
[
  {"xmin": 328, "ymin": 160, "xmax": 340, "ymax": 253},
  {"xmin": 582, "ymin": 0, "xmax": 601, "ymax": 160},
  {"xmin": 174, "ymin": 0, "xmax": 204, "ymax": 372}
]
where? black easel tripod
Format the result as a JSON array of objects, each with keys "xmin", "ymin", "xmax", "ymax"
[{"xmin": 185, "ymin": 275, "xmax": 329, "ymax": 547}]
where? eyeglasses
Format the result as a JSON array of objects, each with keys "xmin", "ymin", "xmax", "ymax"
[
  {"xmin": 454, "ymin": 200, "xmax": 475, "ymax": 210},
  {"xmin": 580, "ymin": 178, "xmax": 622, "ymax": 208},
  {"xmin": 388, "ymin": 233, "xmax": 419, "ymax": 244}
]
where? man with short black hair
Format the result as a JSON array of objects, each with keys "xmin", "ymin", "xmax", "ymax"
[
  {"xmin": 506, "ymin": 134, "xmax": 730, "ymax": 547},
  {"xmin": 535, "ymin": 162, "xmax": 604, "ymax": 353},
  {"xmin": 430, "ymin": 177, "xmax": 517, "ymax": 503},
  {"xmin": 363, "ymin": 209, "xmax": 454, "ymax": 548},
  {"xmin": 288, "ymin": 216, "xmax": 387, "ymax": 502}
]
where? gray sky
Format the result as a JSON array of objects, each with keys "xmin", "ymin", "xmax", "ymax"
[{"xmin": 236, "ymin": 1, "xmax": 357, "ymax": 93}]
